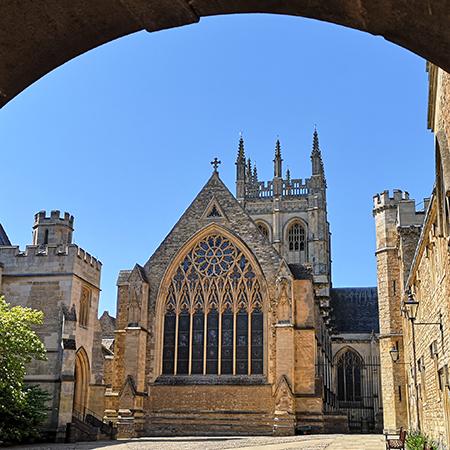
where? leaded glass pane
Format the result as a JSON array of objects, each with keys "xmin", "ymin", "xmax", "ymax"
[
  {"xmin": 206, "ymin": 309, "xmax": 219, "ymax": 374},
  {"xmin": 221, "ymin": 308, "xmax": 233, "ymax": 375},
  {"xmin": 177, "ymin": 311, "xmax": 190, "ymax": 375},
  {"xmin": 251, "ymin": 309, "xmax": 263, "ymax": 374},
  {"xmin": 162, "ymin": 312, "xmax": 175, "ymax": 375},
  {"xmin": 236, "ymin": 309, "xmax": 248, "ymax": 374},
  {"xmin": 191, "ymin": 310, "xmax": 204, "ymax": 374}
]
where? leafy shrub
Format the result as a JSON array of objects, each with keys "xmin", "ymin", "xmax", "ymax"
[
  {"xmin": 406, "ymin": 430, "xmax": 438, "ymax": 450},
  {"xmin": 0, "ymin": 296, "xmax": 49, "ymax": 444}
]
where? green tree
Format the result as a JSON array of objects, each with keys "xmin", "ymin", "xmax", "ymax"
[{"xmin": 0, "ymin": 295, "xmax": 49, "ymax": 443}]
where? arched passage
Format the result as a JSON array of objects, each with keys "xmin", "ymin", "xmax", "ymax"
[
  {"xmin": 1, "ymin": 2, "xmax": 450, "ymax": 109},
  {"xmin": 73, "ymin": 347, "xmax": 90, "ymax": 413}
]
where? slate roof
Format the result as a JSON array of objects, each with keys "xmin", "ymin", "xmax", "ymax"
[
  {"xmin": 0, "ymin": 224, "xmax": 11, "ymax": 246},
  {"xmin": 99, "ymin": 311, "xmax": 116, "ymax": 339},
  {"xmin": 288, "ymin": 264, "xmax": 313, "ymax": 280},
  {"xmin": 330, "ymin": 287, "xmax": 379, "ymax": 334}
]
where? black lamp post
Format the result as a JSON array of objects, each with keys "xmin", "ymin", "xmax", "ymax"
[{"xmin": 403, "ymin": 289, "xmax": 421, "ymax": 431}]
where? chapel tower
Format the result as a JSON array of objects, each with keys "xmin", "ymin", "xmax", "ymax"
[{"xmin": 236, "ymin": 130, "xmax": 331, "ymax": 306}]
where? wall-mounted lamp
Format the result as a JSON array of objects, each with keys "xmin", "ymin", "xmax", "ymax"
[
  {"xmin": 403, "ymin": 290, "xmax": 419, "ymax": 321},
  {"xmin": 389, "ymin": 346, "xmax": 400, "ymax": 363}
]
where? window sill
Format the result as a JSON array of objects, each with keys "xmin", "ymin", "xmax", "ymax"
[{"xmin": 155, "ymin": 375, "xmax": 267, "ymax": 385}]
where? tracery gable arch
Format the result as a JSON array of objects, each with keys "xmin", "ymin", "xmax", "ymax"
[{"xmin": 155, "ymin": 223, "xmax": 269, "ymax": 378}]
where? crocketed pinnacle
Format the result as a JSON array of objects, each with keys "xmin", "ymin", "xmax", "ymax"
[
  {"xmin": 253, "ymin": 163, "xmax": 258, "ymax": 183},
  {"xmin": 311, "ymin": 127, "xmax": 321, "ymax": 157},
  {"xmin": 275, "ymin": 139, "xmax": 282, "ymax": 159},
  {"xmin": 246, "ymin": 158, "xmax": 252, "ymax": 182},
  {"xmin": 286, "ymin": 168, "xmax": 291, "ymax": 184},
  {"xmin": 236, "ymin": 134, "xmax": 245, "ymax": 164}
]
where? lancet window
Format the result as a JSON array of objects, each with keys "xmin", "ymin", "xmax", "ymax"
[
  {"xmin": 257, "ymin": 223, "xmax": 270, "ymax": 240},
  {"xmin": 336, "ymin": 349, "xmax": 363, "ymax": 403},
  {"xmin": 288, "ymin": 222, "xmax": 305, "ymax": 251},
  {"xmin": 161, "ymin": 234, "xmax": 264, "ymax": 376}
]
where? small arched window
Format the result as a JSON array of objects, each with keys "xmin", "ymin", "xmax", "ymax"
[
  {"xmin": 257, "ymin": 223, "xmax": 270, "ymax": 240},
  {"xmin": 336, "ymin": 349, "xmax": 363, "ymax": 403},
  {"xmin": 44, "ymin": 229, "xmax": 49, "ymax": 245},
  {"xmin": 288, "ymin": 223, "xmax": 305, "ymax": 251}
]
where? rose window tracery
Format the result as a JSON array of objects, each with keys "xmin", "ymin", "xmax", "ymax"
[{"xmin": 161, "ymin": 233, "xmax": 264, "ymax": 376}]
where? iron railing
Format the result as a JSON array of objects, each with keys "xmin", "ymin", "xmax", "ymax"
[{"xmin": 72, "ymin": 403, "xmax": 116, "ymax": 437}]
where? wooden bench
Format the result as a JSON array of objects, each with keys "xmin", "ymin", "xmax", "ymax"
[{"xmin": 385, "ymin": 427, "xmax": 407, "ymax": 450}]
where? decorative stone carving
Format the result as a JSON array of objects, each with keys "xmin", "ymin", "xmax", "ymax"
[{"xmin": 276, "ymin": 268, "xmax": 292, "ymax": 324}]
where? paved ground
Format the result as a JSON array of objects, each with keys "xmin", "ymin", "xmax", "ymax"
[{"xmin": 13, "ymin": 434, "xmax": 385, "ymax": 450}]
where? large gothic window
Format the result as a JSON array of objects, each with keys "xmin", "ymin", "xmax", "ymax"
[
  {"xmin": 161, "ymin": 234, "xmax": 264, "ymax": 376},
  {"xmin": 288, "ymin": 222, "xmax": 305, "ymax": 251},
  {"xmin": 336, "ymin": 350, "xmax": 363, "ymax": 403}
]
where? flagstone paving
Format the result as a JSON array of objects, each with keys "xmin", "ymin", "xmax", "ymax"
[{"xmin": 14, "ymin": 434, "xmax": 385, "ymax": 450}]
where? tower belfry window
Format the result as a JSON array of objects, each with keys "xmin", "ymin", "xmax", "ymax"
[
  {"xmin": 161, "ymin": 234, "xmax": 264, "ymax": 376},
  {"xmin": 288, "ymin": 223, "xmax": 305, "ymax": 251}
]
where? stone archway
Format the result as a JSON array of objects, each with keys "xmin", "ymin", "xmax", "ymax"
[
  {"xmin": 73, "ymin": 347, "xmax": 90, "ymax": 414},
  {"xmin": 1, "ymin": 1, "xmax": 450, "ymax": 109}
]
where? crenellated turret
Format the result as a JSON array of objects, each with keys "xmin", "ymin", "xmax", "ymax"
[{"xmin": 33, "ymin": 210, "xmax": 74, "ymax": 246}]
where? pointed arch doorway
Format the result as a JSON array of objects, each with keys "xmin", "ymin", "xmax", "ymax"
[{"xmin": 73, "ymin": 348, "xmax": 90, "ymax": 414}]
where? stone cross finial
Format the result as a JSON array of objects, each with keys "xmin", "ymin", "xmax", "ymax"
[{"xmin": 211, "ymin": 157, "xmax": 221, "ymax": 172}]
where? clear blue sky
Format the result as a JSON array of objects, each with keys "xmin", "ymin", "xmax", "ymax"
[{"xmin": 0, "ymin": 14, "xmax": 434, "ymax": 316}]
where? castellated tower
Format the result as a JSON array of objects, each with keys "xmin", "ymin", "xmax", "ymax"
[
  {"xmin": 236, "ymin": 130, "xmax": 331, "ymax": 307},
  {"xmin": 373, "ymin": 190, "xmax": 426, "ymax": 432},
  {"xmin": 0, "ymin": 210, "xmax": 103, "ymax": 442},
  {"xmin": 33, "ymin": 210, "xmax": 74, "ymax": 245}
]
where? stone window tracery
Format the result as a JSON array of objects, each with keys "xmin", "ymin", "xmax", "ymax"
[
  {"xmin": 288, "ymin": 222, "xmax": 305, "ymax": 252},
  {"xmin": 161, "ymin": 234, "xmax": 264, "ymax": 376},
  {"xmin": 336, "ymin": 349, "xmax": 363, "ymax": 403}
]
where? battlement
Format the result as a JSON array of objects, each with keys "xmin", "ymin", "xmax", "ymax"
[
  {"xmin": 33, "ymin": 210, "xmax": 74, "ymax": 245},
  {"xmin": 34, "ymin": 210, "xmax": 74, "ymax": 226},
  {"xmin": 245, "ymin": 178, "xmax": 310, "ymax": 200},
  {"xmin": 0, "ymin": 244, "xmax": 102, "ymax": 271},
  {"xmin": 373, "ymin": 189, "xmax": 410, "ymax": 209}
]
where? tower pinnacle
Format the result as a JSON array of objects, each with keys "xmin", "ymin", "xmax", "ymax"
[
  {"xmin": 253, "ymin": 163, "xmax": 258, "ymax": 183},
  {"xmin": 273, "ymin": 139, "xmax": 283, "ymax": 178},
  {"xmin": 311, "ymin": 128, "xmax": 324, "ymax": 177},
  {"xmin": 236, "ymin": 134, "xmax": 245, "ymax": 164}
]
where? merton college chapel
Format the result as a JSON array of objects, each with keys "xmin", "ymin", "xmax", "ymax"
[{"xmin": 0, "ymin": 131, "xmax": 382, "ymax": 440}]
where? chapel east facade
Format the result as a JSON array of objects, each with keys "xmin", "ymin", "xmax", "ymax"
[{"xmin": 101, "ymin": 132, "xmax": 382, "ymax": 437}]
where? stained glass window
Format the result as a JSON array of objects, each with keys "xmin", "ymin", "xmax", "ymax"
[
  {"xmin": 161, "ymin": 233, "xmax": 264, "ymax": 376},
  {"xmin": 337, "ymin": 350, "xmax": 363, "ymax": 402}
]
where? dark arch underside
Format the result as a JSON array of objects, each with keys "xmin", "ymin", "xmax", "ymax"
[{"xmin": 1, "ymin": 1, "xmax": 450, "ymax": 109}]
